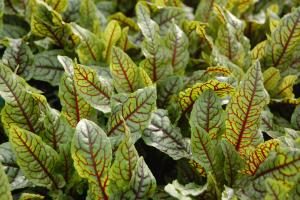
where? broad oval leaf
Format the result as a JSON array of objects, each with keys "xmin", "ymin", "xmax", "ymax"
[
  {"xmin": 9, "ymin": 126, "xmax": 64, "ymax": 189},
  {"xmin": 110, "ymin": 46, "xmax": 139, "ymax": 93},
  {"xmin": 71, "ymin": 119, "xmax": 112, "ymax": 199},
  {"xmin": 190, "ymin": 89, "xmax": 225, "ymax": 140},
  {"xmin": 224, "ymin": 62, "xmax": 268, "ymax": 154},
  {"xmin": 0, "ymin": 162, "xmax": 13, "ymax": 200},
  {"xmin": 73, "ymin": 64, "xmax": 113, "ymax": 113},
  {"xmin": 143, "ymin": 109, "xmax": 191, "ymax": 160},
  {"xmin": 107, "ymin": 86, "xmax": 157, "ymax": 140}
]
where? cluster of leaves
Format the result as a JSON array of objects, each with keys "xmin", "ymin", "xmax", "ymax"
[{"xmin": 0, "ymin": 0, "xmax": 300, "ymax": 199}]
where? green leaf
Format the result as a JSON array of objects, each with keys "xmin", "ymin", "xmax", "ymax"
[
  {"xmin": 264, "ymin": 7, "xmax": 300, "ymax": 73},
  {"xmin": 190, "ymin": 89, "xmax": 225, "ymax": 140},
  {"xmin": 221, "ymin": 140, "xmax": 244, "ymax": 187},
  {"xmin": 109, "ymin": 12, "xmax": 140, "ymax": 31},
  {"xmin": 110, "ymin": 46, "xmax": 139, "ymax": 93},
  {"xmin": 290, "ymin": 177, "xmax": 300, "ymax": 200},
  {"xmin": 109, "ymin": 134, "xmax": 139, "ymax": 191},
  {"xmin": 107, "ymin": 86, "xmax": 157, "ymax": 140},
  {"xmin": 291, "ymin": 104, "xmax": 300, "ymax": 130},
  {"xmin": 117, "ymin": 26, "xmax": 137, "ymax": 51},
  {"xmin": 2, "ymin": 39, "xmax": 34, "ymax": 80},
  {"xmin": 32, "ymin": 50, "xmax": 65, "ymax": 86},
  {"xmin": 0, "ymin": 15, "xmax": 30, "ymax": 39},
  {"xmin": 73, "ymin": 63, "xmax": 113, "ymax": 113},
  {"xmin": 41, "ymin": 108, "xmax": 74, "ymax": 151},
  {"xmin": 264, "ymin": 178, "xmax": 290, "ymax": 200},
  {"xmin": 71, "ymin": 23, "xmax": 105, "ymax": 64},
  {"xmin": 263, "ymin": 67, "xmax": 281, "ymax": 92},
  {"xmin": 103, "ymin": 20, "xmax": 122, "ymax": 61},
  {"xmin": 0, "ymin": 142, "xmax": 19, "ymax": 183},
  {"xmin": 43, "ymin": 0, "xmax": 68, "ymax": 13},
  {"xmin": 59, "ymin": 73, "xmax": 94, "ymax": 127},
  {"xmin": 79, "ymin": 0, "xmax": 100, "ymax": 33},
  {"xmin": 19, "ymin": 193, "xmax": 45, "ymax": 200},
  {"xmin": 273, "ymin": 75, "xmax": 297, "ymax": 99},
  {"xmin": 143, "ymin": 109, "xmax": 191, "ymax": 160},
  {"xmin": 165, "ymin": 22, "xmax": 189, "ymax": 74},
  {"xmin": 71, "ymin": 119, "xmax": 112, "ymax": 199},
  {"xmin": 190, "ymin": 125, "xmax": 223, "ymax": 180},
  {"xmin": 125, "ymin": 157, "xmax": 157, "ymax": 199},
  {"xmin": 9, "ymin": 126, "xmax": 64, "ymax": 189},
  {"xmin": 0, "ymin": 162, "xmax": 13, "ymax": 200},
  {"xmin": 224, "ymin": 62, "xmax": 268, "ymax": 154},
  {"xmin": 0, "ymin": 63, "xmax": 41, "ymax": 133}
]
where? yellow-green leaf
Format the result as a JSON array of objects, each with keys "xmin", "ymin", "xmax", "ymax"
[{"xmin": 103, "ymin": 20, "xmax": 122, "ymax": 61}]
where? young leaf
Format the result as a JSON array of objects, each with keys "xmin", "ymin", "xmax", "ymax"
[
  {"xmin": 59, "ymin": 73, "xmax": 94, "ymax": 127},
  {"xmin": 71, "ymin": 23, "xmax": 105, "ymax": 64},
  {"xmin": 2, "ymin": 39, "xmax": 34, "ymax": 80},
  {"xmin": 103, "ymin": 20, "xmax": 122, "ymax": 61},
  {"xmin": 43, "ymin": 0, "xmax": 68, "ymax": 13},
  {"xmin": 264, "ymin": 7, "xmax": 300, "ymax": 73},
  {"xmin": 107, "ymin": 86, "xmax": 157, "ymax": 139},
  {"xmin": 274, "ymin": 75, "xmax": 297, "ymax": 99},
  {"xmin": 0, "ymin": 64, "xmax": 41, "ymax": 133},
  {"xmin": 178, "ymin": 79, "xmax": 234, "ymax": 114},
  {"xmin": 0, "ymin": 162, "xmax": 13, "ymax": 200},
  {"xmin": 109, "ymin": 134, "xmax": 139, "ymax": 191},
  {"xmin": 165, "ymin": 22, "xmax": 189, "ymax": 74},
  {"xmin": 110, "ymin": 46, "xmax": 139, "ymax": 93},
  {"xmin": 143, "ymin": 109, "xmax": 191, "ymax": 160},
  {"xmin": 73, "ymin": 63, "xmax": 113, "ymax": 113},
  {"xmin": 32, "ymin": 50, "xmax": 65, "ymax": 86},
  {"xmin": 242, "ymin": 139, "xmax": 280, "ymax": 175},
  {"xmin": 190, "ymin": 89, "xmax": 225, "ymax": 140},
  {"xmin": 71, "ymin": 119, "xmax": 112, "ymax": 200},
  {"xmin": 263, "ymin": 67, "xmax": 281, "ymax": 91},
  {"xmin": 224, "ymin": 62, "xmax": 268, "ymax": 154},
  {"xmin": 125, "ymin": 157, "xmax": 157, "ymax": 199},
  {"xmin": 117, "ymin": 26, "xmax": 137, "ymax": 51},
  {"xmin": 9, "ymin": 126, "xmax": 64, "ymax": 189}
]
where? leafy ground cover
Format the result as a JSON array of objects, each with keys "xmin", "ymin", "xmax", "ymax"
[{"xmin": 1, "ymin": 0, "xmax": 300, "ymax": 199}]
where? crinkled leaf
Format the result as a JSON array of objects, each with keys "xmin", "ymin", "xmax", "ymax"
[
  {"xmin": 73, "ymin": 63, "xmax": 113, "ymax": 113},
  {"xmin": 0, "ymin": 162, "xmax": 13, "ymax": 200},
  {"xmin": 110, "ymin": 46, "xmax": 139, "ymax": 93},
  {"xmin": 32, "ymin": 50, "xmax": 65, "ymax": 86},
  {"xmin": 71, "ymin": 119, "xmax": 112, "ymax": 199},
  {"xmin": 9, "ymin": 126, "xmax": 64, "ymax": 189},
  {"xmin": 143, "ymin": 109, "xmax": 191, "ymax": 160},
  {"xmin": 107, "ymin": 86, "xmax": 157, "ymax": 140},
  {"xmin": 190, "ymin": 89, "xmax": 225, "ymax": 140},
  {"xmin": 2, "ymin": 39, "xmax": 34, "ymax": 80},
  {"xmin": 224, "ymin": 62, "xmax": 268, "ymax": 154}
]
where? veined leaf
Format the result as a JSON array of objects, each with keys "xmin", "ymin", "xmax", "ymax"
[
  {"xmin": 190, "ymin": 125, "xmax": 224, "ymax": 179},
  {"xmin": 242, "ymin": 139, "xmax": 280, "ymax": 175},
  {"xmin": 0, "ymin": 143, "xmax": 20, "ymax": 183},
  {"xmin": 165, "ymin": 22, "xmax": 189, "ymax": 74},
  {"xmin": 71, "ymin": 119, "xmax": 112, "ymax": 200},
  {"xmin": 73, "ymin": 63, "xmax": 113, "ymax": 113},
  {"xmin": 41, "ymin": 108, "xmax": 74, "ymax": 151},
  {"xmin": 251, "ymin": 40, "xmax": 266, "ymax": 60},
  {"xmin": 110, "ymin": 46, "xmax": 139, "ymax": 93},
  {"xmin": 109, "ymin": 134, "xmax": 139, "ymax": 191},
  {"xmin": 143, "ymin": 109, "xmax": 191, "ymax": 160},
  {"xmin": 125, "ymin": 157, "xmax": 156, "ymax": 199},
  {"xmin": 245, "ymin": 147, "xmax": 300, "ymax": 198},
  {"xmin": 190, "ymin": 90, "xmax": 225, "ymax": 140},
  {"xmin": 265, "ymin": 178, "xmax": 290, "ymax": 200},
  {"xmin": 290, "ymin": 177, "xmax": 300, "ymax": 200},
  {"xmin": 19, "ymin": 193, "xmax": 45, "ymax": 200},
  {"xmin": 274, "ymin": 75, "xmax": 297, "ymax": 99},
  {"xmin": 59, "ymin": 73, "xmax": 94, "ymax": 127},
  {"xmin": 103, "ymin": 20, "xmax": 122, "ymax": 61},
  {"xmin": 221, "ymin": 140, "xmax": 244, "ymax": 187},
  {"xmin": 205, "ymin": 66, "xmax": 231, "ymax": 76},
  {"xmin": 263, "ymin": 67, "xmax": 281, "ymax": 91},
  {"xmin": 0, "ymin": 162, "xmax": 13, "ymax": 200},
  {"xmin": 32, "ymin": 50, "xmax": 65, "ymax": 86},
  {"xmin": 71, "ymin": 23, "xmax": 105, "ymax": 65},
  {"xmin": 224, "ymin": 62, "xmax": 268, "ymax": 154},
  {"xmin": 189, "ymin": 159, "xmax": 206, "ymax": 177},
  {"xmin": 2, "ymin": 39, "xmax": 34, "ymax": 80},
  {"xmin": 0, "ymin": 63, "xmax": 41, "ymax": 133},
  {"xmin": 178, "ymin": 79, "xmax": 234, "ymax": 114},
  {"xmin": 9, "ymin": 126, "xmax": 64, "ymax": 189},
  {"xmin": 109, "ymin": 12, "xmax": 139, "ymax": 31},
  {"xmin": 265, "ymin": 7, "xmax": 300, "ymax": 72},
  {"xmin": 79, "ymin": 0, "xmax": 100, "ymax": 33},
  {"xmin": 107, "ymin": 86, "xmax": 157, "ymax": 139},
  {"xmin": 43, "ymin": 0, "xmax": 68, "ymax": 13},
  {"xmin": 117, "ymin": 26, "xmax": 137, "ymax": 51}
]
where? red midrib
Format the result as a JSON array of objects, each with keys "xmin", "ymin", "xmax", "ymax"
[
  {"xmin": 105, "ymin": 24, "xmax": 117, "ymax": 60},
  {"xmin": 273, "ymin": 11, "xmax": 300, "ymax": 68},
  {"xmin": 0, "ymin": 73, "xmax": 35, "ymax": 132},
  {"xmin": 171, "ymin": 36, "xmax": 178, "ymax": 69},
  {"xmin": 72, "ymin": 81, "xmax": 81, "ymax": 123}
]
